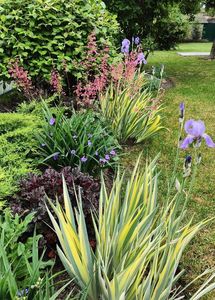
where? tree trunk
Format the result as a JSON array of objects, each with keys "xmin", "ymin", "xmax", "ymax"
[{"xmin": 210, "ymin": 39, "xmax": 215, "ymax": 59}]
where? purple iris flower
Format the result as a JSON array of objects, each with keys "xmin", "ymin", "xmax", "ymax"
[
  {"xmin": 179, "ymin": 102, "xmax": 185, "ymax": 122},
  {"xmin": 88, "ymin": 140, "xmax": 92, "ymax": 146},
  {"xmin": 136, "ymin": 52, "xmax": 147, "ymax": 65},
  {"xmin": 180, "ymin": 120, "xmax": 215, "ymax": 149},
  {"xmin": 53, "ymin": 152, "xmax": 60, "ymax": 160},
  {"xmin": 110, "ymin": 149, "xmax": 116, "ymax": 156},
  {"xmin": 105, "ymin": 154, "xmax": 110, "ymax": 161},
  {"xmin": 134, "ymin": 37, "xmax": 140, "ymax": 45},
  {"xmin": 121, "ymin": 39, "xmax": 130, "ymax": 53},
  {"xmin": 49, "ymin": 117, "xmax": 55, "ymax": 126},
  {"xmin": 71, "ymin": 149, "xmax": 76, "ymax": 155},
  {"xmin": 81, "ymin": 156, "xmax": 87, "ymax": 162}
]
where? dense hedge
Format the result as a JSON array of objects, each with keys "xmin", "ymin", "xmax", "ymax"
[
  {"xmin": 0, "ymin": 113, "xmax": 42, "ymax": 199},
  {"xmin": 0, "ymin": 0, "xmax": 119, "ymax": 83}
]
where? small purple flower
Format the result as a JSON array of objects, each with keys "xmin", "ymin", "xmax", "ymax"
[
  {"xmin": 105, "ymin": 154, "xmax": 110, "ymax": 161},
  {"xmin": 180, "ymin": 120, "xmax": 215, "ymax": 149},
  {"xmin": 49, "ymin": 117, "xmax": 55, "ymax": 126},
  {"xmin": 71, "ymin": 149, "xmax": 76, "ymax": 155},
  {"xmin": 179, "ymin": 102, "xmax": 185, "ymax": 122},
  {"xmin": 53, "ymin": 152, "xmax": 60, "ymax": 160},
  {"xmin": 121, "ymin": 38, "xmax": 130, "ymax": 53},
  {"xmin": 99, "ymin": 158, "xmax": 107, "ymax": 164},
  {"xmin": 17, "ymin": 288, "xmax": 29, "ymax": 297},
  {"xmin": 110, "ymin": 149, "xmax": 116, "ymax": 156},
  {"xmin": 136, "ymin": 52, "xmax": 147, "ymax": 65},
  {"xmin": 88, "ymin": 140, "xmax": 92, "ymax": 146},
  {"xmin": 134, "ymin": 37, "xmax": 140, "ymax": 45},
  {"xmin": 95, "ymin": 151, "xmax": 99, "ymax": 156},
  {"xmin": 81, "ymin": 156, "xmax": 88, "ymax": 163}
]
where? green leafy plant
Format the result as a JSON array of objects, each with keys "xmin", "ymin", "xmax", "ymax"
[
  {"xmin": 36, "ymin": 103, "xmax": 120, "ymax": 174},
  {"xmin": 0, "ymin": 113, "xmax": 42, "ymax": 199},
  {"xmin": 100, "ymin": 83, "xmax": 163, "ymax": 143},
  {"xmin": 0, "ymin": 209, "xmax": 73, "ymax": 300},
  {"xmin": 0, "ymin": 0, "xmax": 119, "ymax": 90},
  {"xmin": 47, "ymin": 158, "xmax": 215, "ymax": 299}
]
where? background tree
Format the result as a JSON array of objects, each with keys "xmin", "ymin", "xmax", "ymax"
[
  {"xmin": 204, "ymin": 0, "xmax": 215, "ymax": 58},
  {"xmin": 103, "ymin": 0, "xmax": 201, "ymax": 49}
]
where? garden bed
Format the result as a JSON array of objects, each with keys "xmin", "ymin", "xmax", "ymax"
[{"xmin": 0, "ymin": 0, "xmax": 215, "ymax": 297}]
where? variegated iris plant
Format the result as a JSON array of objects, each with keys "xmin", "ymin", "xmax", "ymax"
[
  {"xmin": 99, "ymin": 84, "xmax": 163, "ymax": 143},
  {"xmin": 47, "ymin": 158, "xmax": 215, "ymax": 300}
]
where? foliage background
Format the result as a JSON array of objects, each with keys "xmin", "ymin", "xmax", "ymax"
[{"xmin": 0, "ymin": 0, "xmax": 119, "ymax": 84}]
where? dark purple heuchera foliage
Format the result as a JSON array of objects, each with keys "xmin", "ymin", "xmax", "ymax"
[{"xmin": 10, "ymin": 167, "xmax": 100, "ymax": 254}]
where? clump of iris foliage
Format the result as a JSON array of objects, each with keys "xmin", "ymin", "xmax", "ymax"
[
  {"xmin": 47, "ymin": 157, "xmax": 215, "ymax": 300},
  {"xmin": 36, "ymin": 102, "xmax": 120, "ymax": 174}
]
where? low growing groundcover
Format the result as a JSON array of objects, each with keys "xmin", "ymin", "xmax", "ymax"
[{"xmin": 0, "ymin": 112, "xmax": 42, "ymax": 200}]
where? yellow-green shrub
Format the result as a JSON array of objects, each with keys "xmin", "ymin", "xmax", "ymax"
[{"xmin": 0, "ymin": 113, "xmax": 42, "ymax": 199}]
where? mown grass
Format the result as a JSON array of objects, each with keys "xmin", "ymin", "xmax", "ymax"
[{"xmin": 123, "ymin": 42, "xmax": 215, "ymax": 299}]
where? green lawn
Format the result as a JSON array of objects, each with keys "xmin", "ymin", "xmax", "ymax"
[
  {"xmin": 177, "ymin": 42, "xmax": 212, "ymax": 52},
  {"xmin": 123, "ymin": 42, "xmax": 215, "ymax": 299}
]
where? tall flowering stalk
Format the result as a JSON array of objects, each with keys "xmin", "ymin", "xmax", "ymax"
[
  {"xmin": 75, "ymin": 35, "xmax": 148, "ymax": 108},
  {"xmin": 168, "ymin": 103, "xmax": 215, "ymax": 203},
  {"xmin": 8, "ymin": 60, "xmax": 37, "ymax": 99},
  {"xmin": 50, "ymin": 69, "xmax": 64, "ymax": 96},
  {"xmin": 75, "ymin": 32, "xmax": 110, "ymax": 108}
]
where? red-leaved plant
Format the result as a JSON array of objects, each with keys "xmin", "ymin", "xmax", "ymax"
[
  {"xmin": 8, "ymin": 60, "xmax": 38, "ymax": 100},
  {"xmin": 75, "ymin": 33, "xmax": 148, "ymax": 108},
  {"xmin": 50, "ymin": 69, "xmax": 64, "ymax": 96},
  {"xmin": 75, "ymin": 32, "xmax": 110, "ymax": 108}
]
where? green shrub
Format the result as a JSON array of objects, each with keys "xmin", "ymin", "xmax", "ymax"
[
  {"xmin": 192, "ymin": 22, "xmax": 204, "ymax": 40},
  {"xmin": 0, "ymin": 113, "xmax": 42, "ymax": 199},
  {"xmin": 0, "ymin": 0, "xmax": 119, "ymax": 84},
  {"xmin": 36, "ymin": 103, "xmax": 120, "ymax": 174}
]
